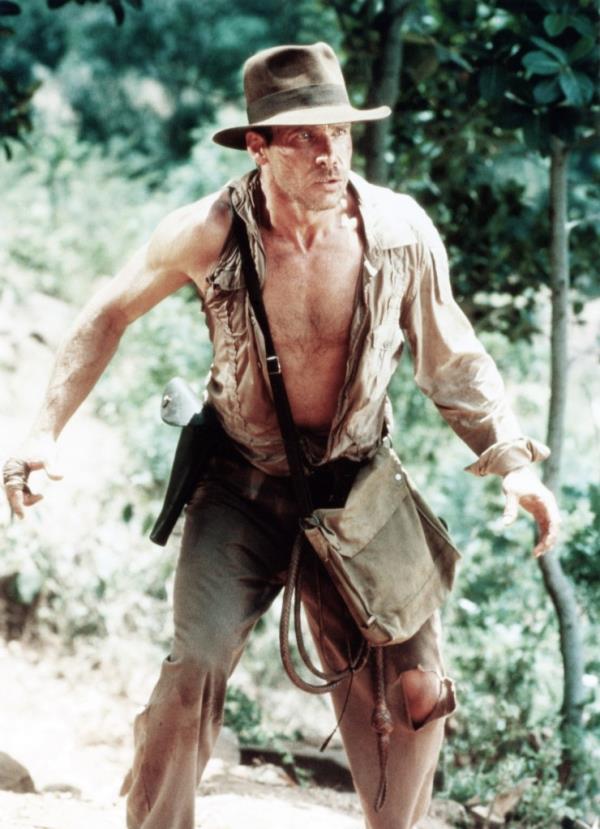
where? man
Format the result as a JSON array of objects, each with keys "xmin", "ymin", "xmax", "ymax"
[{"xmin": 3, "ymin": 43, "xmax": 559, "ymax": 829}]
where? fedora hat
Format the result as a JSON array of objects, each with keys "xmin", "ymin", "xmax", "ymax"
[{"xmin": 212, "ymin": 42, "xmax": 391, "ymax": 150}]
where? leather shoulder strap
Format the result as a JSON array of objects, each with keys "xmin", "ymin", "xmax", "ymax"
[{"xmin": 229, "ymin": 203, "xmax": 313, "ymax": 517}]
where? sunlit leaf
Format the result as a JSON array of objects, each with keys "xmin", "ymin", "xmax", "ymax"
[
  {"xmin": 530, "ymin": 36, "xmax": 568, "ymax": 64},
  {"xmin": 533, "ymin": 77, "xmax": 561, "ymax": 104},
  {"xmin": 559, "ymin": 70, "xmax": 595, "ymax": 106},
  {"xmin": 572, "ymin": 16, "xmax": 596, "ymax": 38},
  {"xmin": 537, "ymin": 0, "xmax": 560, "ymax": 12},
  {"xmin": 569, "ymin": 37, "xmax": 596, "ymax": 63},
  {"xmin": 543, "ymin": 13, "xmax": 569, "ymax": 37},
  {"xmin": 522, "ymin": 50, "xmax": 562, "ymax": 76}
]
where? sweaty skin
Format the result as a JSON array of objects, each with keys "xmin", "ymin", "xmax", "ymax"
[
  {"xmin": 246, "ymin": 124, "xmax": 363, "ymax": 429},
  {"xmin": 3, "ymin": 123, "xmax": 559, "ymax": 556}
]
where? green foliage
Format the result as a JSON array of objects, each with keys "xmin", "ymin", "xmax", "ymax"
[
  {"xmin": 223, "ymin": 685, "xmax": 272, "ymax": 746},
  {"xmin": 0, "ymin": 0, "xmax": 142, "ymax": 156},
  {"xmin": 0, "ymin": 127, "xmax": 168, "ymax": 304},
  {"xmin": 224, "ymin": 685, "xmax": 311, "ymax": 784},
  {"xmin": 44, "ymin": 0, "xmax": 140, "ymax": 26},
  {"xmin": 332, "ymin": 0, "xmax": 599, "ymax": 338},
  {"xmin": 436, "ymin": 484, "xmax": 600, "ymax": 821},
  {"xmin": 561, "ymin": 483, "xmax": 600, "ymax": 623},
  {"xmin": 2, "ymin": 0, "xmax": 339, "ymax": 165},
  {"xmin": 425, "ymin": 174, "xmax": 548, "ymax": 339},
  {"xmin": 482, "ymin": 1, "xmax": 598, "ymax": 152}
]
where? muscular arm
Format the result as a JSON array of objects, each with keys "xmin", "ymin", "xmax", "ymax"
[
  {"xmin": 4, "ymin": 190, "xmax": 232, "ymax": 516},
  {"xmin": 33, "ymin": 249, "xmax": 188, "ymax": 439}
]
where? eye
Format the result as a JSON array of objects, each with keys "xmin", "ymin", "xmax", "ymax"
[{"xmin": 332, "ymin": 125, "xmax": 350, "ymax": 138}]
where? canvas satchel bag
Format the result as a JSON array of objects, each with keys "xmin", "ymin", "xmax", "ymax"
[{"xmin": 301, "ymin": 440, "xmax": 461, "ymax": 646}]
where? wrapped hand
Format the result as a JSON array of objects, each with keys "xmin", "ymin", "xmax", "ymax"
[{"xmin": 2, "ymin": 436, "xmax": 63, "ymax": 519}]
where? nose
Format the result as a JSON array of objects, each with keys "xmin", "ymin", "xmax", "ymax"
[{"xmin": 315, "ymin": 133, "xmax": 336, "ymax": 166}]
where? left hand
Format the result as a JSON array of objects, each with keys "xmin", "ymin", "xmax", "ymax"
[
  {"xmin": 502, "ymin": 466, "xmax": 561, "ymax": 557},
  {"xmin": 2, "ymin": 433, "xmax": 63, "ymax": 520}
]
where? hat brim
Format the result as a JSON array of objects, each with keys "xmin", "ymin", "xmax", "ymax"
[{"xmin": 212, "ymin": 103, "xmax": 391, "ymax": 150}]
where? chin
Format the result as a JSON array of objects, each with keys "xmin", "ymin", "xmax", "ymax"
[{"xmin": 304, "ymin": 188, "xmax": 345, "ymax": 212}]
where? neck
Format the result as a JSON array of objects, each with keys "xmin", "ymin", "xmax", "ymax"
[{"xmin": 257, "ymin": 170, "xmax": 354, "ymax": 252}]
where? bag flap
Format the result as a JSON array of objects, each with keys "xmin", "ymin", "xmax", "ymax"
[{"xmin": 310, "ymin": 445, "xmax": 409, "ymax": 558}]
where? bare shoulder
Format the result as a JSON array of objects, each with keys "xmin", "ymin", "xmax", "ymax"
[{"xmin": 148, "ymin": 188, "xmax": 232, "ymax": 292}]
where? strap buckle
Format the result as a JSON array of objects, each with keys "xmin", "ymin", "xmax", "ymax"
[{"xmin": 266, "ymin": 355, "xmax": 282, "ymax": 375}]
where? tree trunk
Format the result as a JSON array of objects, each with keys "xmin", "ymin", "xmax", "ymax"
[
  {"xmin": 363, "ymin": 0, "xmax": 412, "ymax": 184},
  {"xmin": 537, "ymin": 136, "xmax": 585, "ymax": 783}
]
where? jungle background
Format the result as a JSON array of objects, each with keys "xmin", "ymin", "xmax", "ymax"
[{"xmin": 0, "ymin": 1, "xmax": 598, "ymax": 827}]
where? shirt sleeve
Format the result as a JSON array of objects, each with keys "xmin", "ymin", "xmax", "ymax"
[{"xmin": 399, "ymin": 198, "xmax": 550, "ymax": 477}]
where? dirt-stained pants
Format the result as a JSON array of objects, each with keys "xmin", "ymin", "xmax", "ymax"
[{"xmin": 122, "ymin": 451, "xmax": 456, "ymax": 829}]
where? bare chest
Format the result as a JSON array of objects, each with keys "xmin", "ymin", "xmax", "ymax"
[{"xmin": 261, "ymin": 234, "xmax": 363, "ymax": 353}]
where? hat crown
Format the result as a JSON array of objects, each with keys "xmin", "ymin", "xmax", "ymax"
[
  {"xmin": 211, "ymin": 41, "xmax": 390, "ymax": 150},
  {"xmin": 243, "ymin": 43, "xmax": 348, "ymax": 113}
]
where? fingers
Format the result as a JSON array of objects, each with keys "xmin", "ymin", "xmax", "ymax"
[
  {"xmin": 531, "ymin": 497, "xmax": 561, "ymax": 558},
  {"xmin": 502, "ymin": 491, "xmax": 520, "ymax": 526},
  {"xmin": 7, "ymin": 487, "xmax": 25, "ymax": 519},
  {"xmin": 518, "ymin": 493, "xmax": 561, "ymax": 558},
  {"xmin": 501, "ymin": 468, "xmax": 561, "ymax": 558},
  {"xmin": 23, "ymin": 491, "xmax": 44, "ymax": 508},
  {"xmin": 26, "ymin": 458, "xmax": 63, "ymax": 481},
  {"xmin": 6, "ymin": 488, "xmax": 44, "ymax": 520},
  {"xmin": 44, "ymin": 465, "xmax": 64, "ymax": 482},
  {"xmin": 3, "ymin": 450, "xmax": 59, "ymax": 520}
]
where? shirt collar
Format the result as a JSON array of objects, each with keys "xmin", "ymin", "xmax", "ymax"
[
  {"xmin": 348, "ymin": 171, "xmax": 418, "ymax": 253},
  {"xmin": 228, "ymin": 168, "xmax": 418, "ymax": 261}
]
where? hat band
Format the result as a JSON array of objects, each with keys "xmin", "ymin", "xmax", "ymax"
[{"xmin": 247, "ymin": 83, "xmax": 350, "ymax": 123}]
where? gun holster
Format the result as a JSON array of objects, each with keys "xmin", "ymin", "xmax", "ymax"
[{"xmin": 150, "ymin": 378, "xmax": 224, "ymax": 546}]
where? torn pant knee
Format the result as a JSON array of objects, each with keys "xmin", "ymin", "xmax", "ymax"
[{"xmin": 398, "ymin": 664, "xmax": 457, "ymax": 732}]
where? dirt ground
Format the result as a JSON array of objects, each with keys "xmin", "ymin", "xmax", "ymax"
[{"xmin": 0, "ymin": 641, "xmax": 455, "ymax": 829}]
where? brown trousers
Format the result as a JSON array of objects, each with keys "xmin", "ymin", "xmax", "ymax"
[{"xmin": 122, "ymin": 451, "xmax": 456, "ymax": 829}]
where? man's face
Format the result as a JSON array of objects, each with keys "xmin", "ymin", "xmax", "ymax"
[{"xmin": 251, "ymin": 123, "xmax": 353, "ymax": 212}]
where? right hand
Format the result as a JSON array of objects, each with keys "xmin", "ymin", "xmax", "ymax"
[{"xmin": 2, "ymin": 434, "xmax": 63, "ymax": 519}]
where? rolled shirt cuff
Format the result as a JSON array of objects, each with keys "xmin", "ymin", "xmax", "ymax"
[{"xmin": 465, "ymin": 437, "xmax": 551, "ymax": 478}]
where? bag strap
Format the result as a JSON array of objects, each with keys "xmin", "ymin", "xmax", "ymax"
[
  {"xmin": 229, "ymin": 199, "xmax": 390, "ymax": 810},
  {"xmin": 229, "ymin": 207, "xmax": 313, "ymax": 518},
  {"xmin": 229, "ymin": 202, "xmax": 367, "ymax": 692}
]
